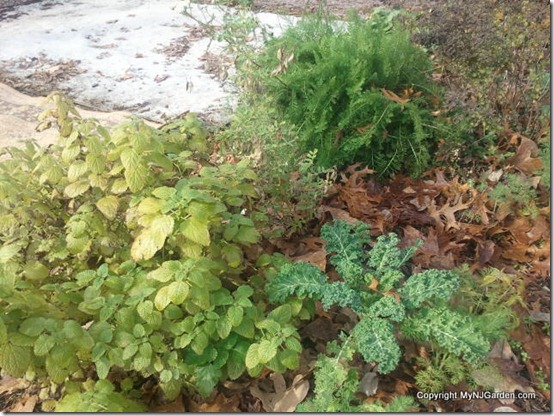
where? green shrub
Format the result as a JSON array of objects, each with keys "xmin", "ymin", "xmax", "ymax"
[
  {"xmin": 216, "ymin": 99, "xmax": 334, "ymax": 238},
  {"xmin": 0, "ymin": 94, "xmax": 308, "ymax": 406},
  {"xmin": 250, "ymin": 10, "xmax": 443, "ymax": 177}
]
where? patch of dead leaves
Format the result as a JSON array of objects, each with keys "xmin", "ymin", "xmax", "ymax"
[{"xmin": 250, "ymin": 373, "xmax": 309, "ymax": 412}]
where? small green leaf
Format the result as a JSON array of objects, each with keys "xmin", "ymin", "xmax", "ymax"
[
  {"xmin": 234, "ymin": 285, "xmax": 254, "ymax": 299},
  {"xmin": 227, "ymin": 306, "xmax": 244, "ymax": 327},
  {"xmin": 191, "ymin": 331, "xmax": 209, "ymax": 355},
  {"xmin": 0, "ymin": 342, "xmax": 31, "ymax": 377},
  {"xmin": 216, "ymin": 318, "xmax": 232, "ymax": 339},
  {"xmin": 95, "ymin": 357, "xmax": 111, "ymax": 379},
  {"xmin": 257, "ymin": 340, "xmax": 278, "ymax": 364},
  {"xmin": 122, "ymin": 343, "xmax": 139, "ymax": 361},
  {"xmin": 233, "ymin": 226, "xmax": 260, "ymax": 245},
  {"xmin": 152, "ymin": 186, "xmax": 176, "ymax": 200},
  {"xmin": 137, "ymin": 300, "xmax": 154, "ymax": 321},
  {"xmin": 63, "ymin": 320, "xmax": 84, "ymax": 339},
  {"xmin": 19, "ymin": 317, "xmax": 45, "ymax": 337},
  {"xmin": 131, "ymin": 215, "xmax": 174, "ymax": 261},
  {"xmin": 86, "ymin": 152, "xmax": 106, "ymax": 174},
  {"xmin": 133, "ymin": 324, "xmax": 146, "ymax": 338},
  {"xmin": 268, "ymin": 304, "xmax": 292, "ymax": 325},
  {"xmin": 226, "ymin": 352, "xmax": 246, "ymax": 380},
  {"xmin": 137, "ymin": 197, "xmax": 163, "ymax": 215},
  {"xmin": 245, "ymin": 343, "xmax": 260, "ymax": 369},
  {"xmin": 255, "ymin": 319, "xmax": 280, "ymax": 333},
  {"xmin": 23, "ymin": 261, "xmax": 50, "ymax": 281},
  {"xmin": 221, "ymin": 244, "xmax": 243, "ymax": 268},
  {"xmin": 279, "ymin": 349, "xmax": 300, "ymax": 370},
  {"xmin": 34, "ymin": 334, "xmax": 56, "ymax": 356},
  {"xmin": 160, "ymin": 369, "xmax": 173, "ymax": 383},
  {"xmin": 110, "ymin": 178, "xmax": 128, "ymax": 194},
  {"xmin": 284, "ymin": 337, "xmax": 302, "ymax": 353},
  {"xmin": 233, "ymin": 317, "xmax": 255, "ymax": 338}
]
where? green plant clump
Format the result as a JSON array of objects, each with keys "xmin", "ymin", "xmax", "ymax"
[
  {"xmin": 251, "ymin": 10, "xmax": 443, "ymax": 177},
  {"xmin": 0, "ymin": 94, "xmax": 309, "ymax": 408},
  {"xmin": 55, "ymin": 380, "xmax": 146, "ymax": 412},
  {"xmin": 268, "ymin": 220, "xmax": 500, "ymax": 408}
]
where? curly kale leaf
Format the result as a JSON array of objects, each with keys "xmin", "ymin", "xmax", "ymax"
[
  {"xmin": 367, "ymin": 233, "xmax": 418, "ymax": 286},
  {"xmin": 320, "ymin": 282, "xmax": 363, "ymax": 313},
  {"xmin": 320, "ymin": 220, "xmax": 370, "ymax": 286},
  {"xmin": 366, "ymin": 295, "xmax": 406, "ymax": 322},
  {"xmin": 399, "ymin": 269, "xmax": 460, "ymax": 309},
  {"xmin": 401, "ymin": 306, "xmax": 490, "ymax": 363},
  {"xmin": 266, "ymin": 261, "xmax": 327, "ymax": 303},
  {"xmin": 353, "ymin": 317, "xmax": 401, "ymax": 374}
]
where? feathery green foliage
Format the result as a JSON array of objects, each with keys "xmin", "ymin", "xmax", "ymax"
[{"xmin": 252, "ymin": 10, "xmax": 442, "ymax": 177}]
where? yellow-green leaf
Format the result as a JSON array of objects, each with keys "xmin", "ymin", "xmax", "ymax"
[
  {"xmin": 96, "ymin": 195, "xmax": 119, "ymax": 220},
  {"xmin": 110, "ymin": 178, "xmax": 128, "ymax": 194},
  {"xmin": 257, "ymin": 340, "xmax": 277, "ymax": 364},
  {"xmin": 181, "ymin": 217, "xmax": 210, "ymax": 247},
  {"xmin": 61, "ymin": 144, "xmax": 80, "ymax": 163},
  {"xmin": 178, "ymin": 241, "xmax": 203, "ymax": 259},
  {"xmin": 168, "ymin": 281, "xmax": 189, "ymax": 305},
  {"xmin": 151, "ymin": 215, "xmax": 174, "ymax": 240},
  {"xmin": 0, "ymin": 342, "xmax": 31, "ymax": 377},
  {"xmin": 64, "ymin": 180, "xmax": 90, "ymax": 198},
  {"xmin": 131, "ymin": 215, "xmax": 174, "ymax": 261},
  {"xmin": 23, "ymin": 261, "xmax": 50, "ymax": 281},
  {"xmin": 86, "ymin": 152, "xmax": 106, "ymax": 174},
  {"xmin": 137, "ymin": 197, "xmax": 163, "ymax": 215},
  {"xmin": 147, "ymin": 267, "xmax": 174, "ymax": 283},
  {"xmin": 154, "ymin": 286, "xmax": 172, "ymax": 311},
  {"xmin": 121, "ymin": 148, "xmax": 148, "ymax": 192},
  {"xmin": 0, "ymin": 243, "xmax": 20, "ymax": 264},
  {"xmin": 222, "ymin": 244, "xmax": 242, "ymax": 268},
  {"xmin": 245, "ymin": 343, "xmax": 260, "ymax": 369},
  {"xmin": 67, "ymin": 161, "xmax": 89, "ymax": 182}
]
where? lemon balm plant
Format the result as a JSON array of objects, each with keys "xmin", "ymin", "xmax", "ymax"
[{"xmin": 0, "ymin": 94, "xmax": 308, "ymax": 408}]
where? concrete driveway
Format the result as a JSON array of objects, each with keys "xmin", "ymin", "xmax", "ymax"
[{"xmin": 0, "ymin": 0, "xmax": 296, "ymax": 147}]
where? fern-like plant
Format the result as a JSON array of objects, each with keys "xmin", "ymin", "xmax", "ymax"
[
  {"xmin": 252, "ymin": 10, "xmax": 442, "ymax": 177},
  {"xmin": 267, "ymin": 220, "xmax": 491, "ymax": 376}
]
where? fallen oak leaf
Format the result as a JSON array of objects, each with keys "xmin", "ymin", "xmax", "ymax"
[
  {"xmin": 250, "ymin": 373, "xmax": 309, "ymax": 412},
  {"xmin": 9, "ymin": 394, "xmax": 38, "ymax": 412},
  {"xmin": 187, "ymin": 393, "xmax": 240, "ymax": 412}
]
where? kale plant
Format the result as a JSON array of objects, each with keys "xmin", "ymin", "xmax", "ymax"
[{"xmin": 267, "ymin": 220, "xmax": 491, "ymax": 376}]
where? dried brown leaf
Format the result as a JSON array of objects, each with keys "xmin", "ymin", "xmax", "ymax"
[{"xmin": 250, "ymin": 373, "xmax": 309, "ymax": 412}]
